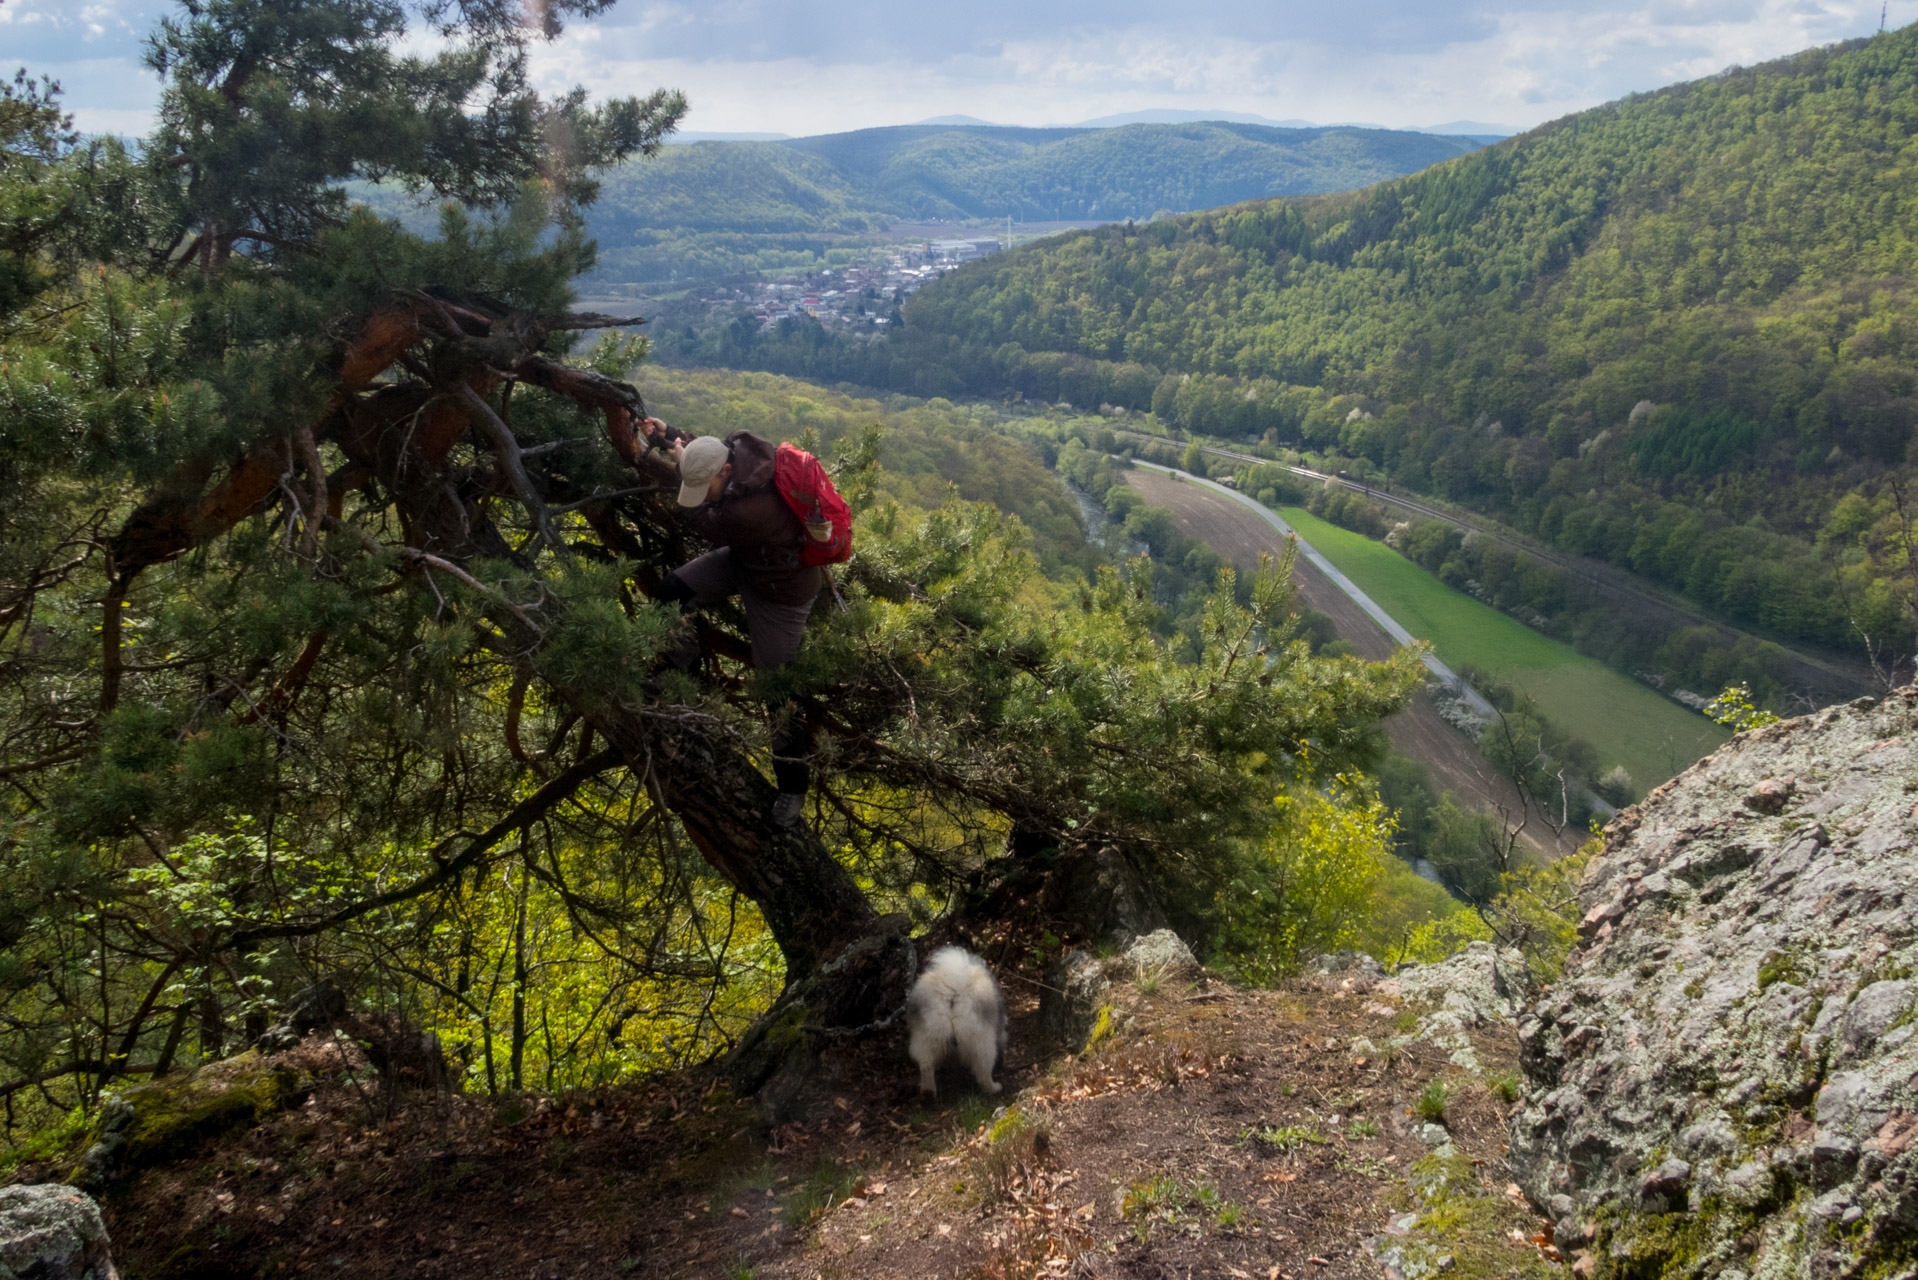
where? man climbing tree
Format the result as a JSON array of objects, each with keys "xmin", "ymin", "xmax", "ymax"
[
  {"xmin": 645, "ymin": 417, "xmax": 849, "ymax": 826},
  {"xmin": 0, "ymin": 0, "xmax": 1420, "ymax": 1120}
]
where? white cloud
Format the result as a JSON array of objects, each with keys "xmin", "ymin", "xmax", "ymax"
[
  {"xmin": 527, "ymin": 0, "xmax": 1891, "ymax": 135},
  {"xmin": 12, "ymin": 0, "xmax": 1905, "ymax": 141}
]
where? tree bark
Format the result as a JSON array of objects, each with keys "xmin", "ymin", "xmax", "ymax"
[{"xmin": 104, "ymin": 296, "xmax": 918, "ymax": 1104}]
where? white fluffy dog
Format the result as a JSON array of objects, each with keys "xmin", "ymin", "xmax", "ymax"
[{"xmin": 906, "ymin": 946, "xmax": 1007, "ymax": 1097}]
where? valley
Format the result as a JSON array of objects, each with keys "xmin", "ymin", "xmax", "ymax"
[
  {"xmin": 1120, "ymin": 465, "xmax": 1586, "ymax": 856},
  {"xmin": 11, "ymin": 7, "xmax": 1918, "ymax": 1279}
]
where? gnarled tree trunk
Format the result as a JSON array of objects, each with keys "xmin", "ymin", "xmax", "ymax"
[{"xmin": 106, "ymin": 294, "xmax": 918, "ymax": 1106}]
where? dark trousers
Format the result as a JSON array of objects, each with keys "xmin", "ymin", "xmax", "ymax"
[{"xmin": 660, "ymin": 549, "xmax": 817, "ymax": 794}]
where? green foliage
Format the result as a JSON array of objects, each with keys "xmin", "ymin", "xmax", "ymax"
[
  {"xmin": 1212, "ymin": 774, "xmax": 1400, "ymax": 983},
  {"xmin": 782, "ymin": 1159, "xmax": 862, "ymax": 1229},
  {"xmin": 0, "ymin": 1107, "xmax": 88, "ymax": 1178},
  {"xmin": 1398, "ymin": 909, "xmax": 1496, "ymax": 966},
  {"xmin": 1478, "ymin": 845, "xmax": 1600, "ymax": 985},
  {"xmin": 1252, "ymin": 1124, "xmax": 1326, "ymax": 1151},
  {"xmin": 640, "ymin": 368, "xmax": 1096, "ymax": 576},
  {"xmin": 1120, "ymin": 1172, "xmax": 1238, "ymax": 1241},
  {"xmin": 1705, "ymin": 683, "xmax": 1784, "ymax": 732},
  {"xmin": 1386, "ymin": 512, "xmax": 1815, "ymax": 714},
  {"xmin": 1279, "ymin": 504, "xmax": 1728, "ymax": 784},
  {"xmin": 1356, "ymin": 844, "xmax": 1483, "ymax": 963},
  {"xmin": 1081, "ymin": 1005, "xmax": 1116, "ymax": 1054},
  {"xmin": 716, "ymin": 28, "xmax": 1918, "ymax": 664},
  {"xmin": 143, "ymin": 0, "xmax": 686, "ymax": 255},
  {"xmin": 0, "ymin": 2, "xmax": 1432, "ymax": 1144},
  {"xmin": 1414, "ymin": 1079, "xmax": 1449, "ymax": 1123},
  {"xmin": 955, "ymin": 1094, "xmax": 996, "ymax": 1133}
]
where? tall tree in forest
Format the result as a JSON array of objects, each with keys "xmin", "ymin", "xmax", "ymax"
[{"xmin": 0, "ymin": 0, "xmax": 1418, "ymax": 1116}]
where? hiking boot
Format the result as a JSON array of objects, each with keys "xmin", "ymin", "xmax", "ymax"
[{"xmin": 771, "ymin": 792, "xmax": 804, "ymax": 828}]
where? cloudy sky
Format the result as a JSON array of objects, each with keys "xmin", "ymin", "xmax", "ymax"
[{"xmin": 3, "ymin": 0, "xmax": 1905, "ymax": 138}]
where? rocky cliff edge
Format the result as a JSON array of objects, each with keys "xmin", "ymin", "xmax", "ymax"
[{"xmin": 1511, "ymin": 688, "xmax": 1918, "ymax": 1279}]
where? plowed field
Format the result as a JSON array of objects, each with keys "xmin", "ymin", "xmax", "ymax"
[{"xmin": 1122, "ymin": 468, "xmax": 1583, "ymax": 858}]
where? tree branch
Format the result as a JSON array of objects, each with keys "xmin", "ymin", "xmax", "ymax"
[
  {"xmin": 451, "ymin": 382, "xmax": 561, "ymax": 553},
  {"xmin": 226, "ymin": 747, "xmax": 622, "ymax": 949}
]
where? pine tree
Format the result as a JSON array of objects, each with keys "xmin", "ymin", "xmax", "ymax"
[{"xmin": 0, "ymin": 0, "xmax": 1419, "ymax": 1115}]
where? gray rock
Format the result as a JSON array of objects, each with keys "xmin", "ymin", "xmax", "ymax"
[
  {"xmin": 1381, "ymin": 942, "xmax": 1521, "ymax": 1026},
  {"xmin": 257, "ymin": 978, "xmax": 348, "ymax": 1051},
  {"xmin": 1510, "ymin": 687, "xmax": 1918, "ymax": 1278},
  {"xmin": 1039, "ymin": 950, "xmax": 1112, "ymax": 1051},
  {"xmin": 1044, "ymin": 845, "xmax": 1167, "ymax": 948},
  {"xmin": 1313, "ymin": 950, "xmax": 1387, "ymax": 981},
  {"xmin": 0, "ymin": 1184, "xmax": 119, "ymax": 1280},
  {"xmin": 1373, "ymin": 941, "xmax": 1525, "ymax": 1071},
  {"xmin": 1120, "ymin": 929, "xmax": 1199, "ymax": 980}
]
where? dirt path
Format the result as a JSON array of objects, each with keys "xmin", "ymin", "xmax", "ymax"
[
  {"xmin": 73, "ymin": 965, "xmax": 1565, "ymax": 1280},
  {"xmin": 1124, "ymin": 468, "xmax": 1583, "ymax": 858}
]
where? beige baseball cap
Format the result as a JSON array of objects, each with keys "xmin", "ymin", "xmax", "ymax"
[{"xmin": 676, "ymin": 436, "xmax": 730, "ymax": 507}]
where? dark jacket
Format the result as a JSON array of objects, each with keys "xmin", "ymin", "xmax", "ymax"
[{"xmin": 684, "ymin": 431, "xmax": 823, "ymax": 605}]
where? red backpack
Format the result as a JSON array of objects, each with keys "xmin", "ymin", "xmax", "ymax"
[{"xmin": 773, "ymin": 441, "xmax": 854, "ymax": 566}]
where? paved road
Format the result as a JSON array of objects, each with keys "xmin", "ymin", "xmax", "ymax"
[
  {"xmin": 1115, "ymin": 429, "xmax": 1869, "ymax": 704},
  {"xmin": 1123, "ymin": 466, "xmax": 1593, "ymax": 856},
  {"xmin": 1132, "ymin": 462, "xmax": 1496, "ymax": 717}
]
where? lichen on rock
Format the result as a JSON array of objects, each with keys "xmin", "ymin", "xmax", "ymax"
[
  {"xmin": 1356, "ymin": 941, "xmax": 1526, "ymax": 1071},
  {"xmin": 1509, "ymin": 687, "xmax": 1918, "ymax": 1279},
  {"xmin": 0, "ymin": 1184, "xmax": 119, "ymax": 1280}
]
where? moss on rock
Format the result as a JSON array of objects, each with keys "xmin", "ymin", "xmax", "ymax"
[{"xmin": 72, "ymin": 1051, "xmax": 306, "ymax": 1187}]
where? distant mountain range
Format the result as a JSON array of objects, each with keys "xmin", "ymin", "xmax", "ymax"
[
  {"xmin": 586, "ymin": 120, "xmax": 1498, "ymax": 283},
  {"xmin": 663, "ymin": 115, "xmax": 1522, "ymax": 142}
]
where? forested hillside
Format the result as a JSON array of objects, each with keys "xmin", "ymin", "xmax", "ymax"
[
  {"xmin": 578, "ymin": 122, "xmax": 1486, "ymax": 282},
  {"xmin": 678, "ymin": 26, "xmax": 1918, "ymax": 668}
]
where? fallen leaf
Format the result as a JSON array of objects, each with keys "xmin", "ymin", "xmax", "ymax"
[
  {"xmin": 731, "ymin": 1207, "xmax": 749, "ymax": 1219},
  {"xmin": 1076, "ymin": 1202, "xmax": 1095, "ymax": 1220},
  {"xmin": 1308, "ymin": 1257, "xmax": 1331, "ymax": 1267},
  {"xmin": 833, "ymin": 1097, "xmax": 849, "ymax": 1110},
  {"xmin": 936, "ymin": 1223, "xmax": 952, "ymax": 1236},
  {"xmin": 846, "ymin": 1121, "xmax": 862, "ymax": 1136},
  {"xmin": 866, "ymin": 1180, "xmax": 888, "ymax": 1196}
]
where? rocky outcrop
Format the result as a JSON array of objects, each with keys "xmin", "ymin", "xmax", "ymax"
[
  {"xmin": 1318, "ymin": 942, "xmax": 1525, "ymax": 1075},
  {"xmin": 1510, "ymin": 689, "xmax": 1918, "ymax": 1279},
  {"xmin": 1120, "ymin": 929, "xmax": 1200, "ymax": 980},
  {"xmin": 1038, "ymin": 929, "xmax": 1204, "ymax": 1052},
  {"xmin": 75, "ymin": 1051, "xmax": 309, "ymax": 1190},
  {"xmin": 1376, "ymin": 941, "xmax": 1525, "ymax": 1072},
  {"xmin": 1043, "ymin": 844, "xmax": 1168, "ymax": 948},
  {"xmin": 0, "ymin": 1184, "xmax": 118, "ymax": 1279},
  {"xmin": 1040, "ymin": 951, "xmax": 1114, "ymax": 1052}
]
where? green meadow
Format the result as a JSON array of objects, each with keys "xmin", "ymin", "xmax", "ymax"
[{"xmin": 1278, "ymin": 506, "xmax": 1728, "ymax": 789}]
